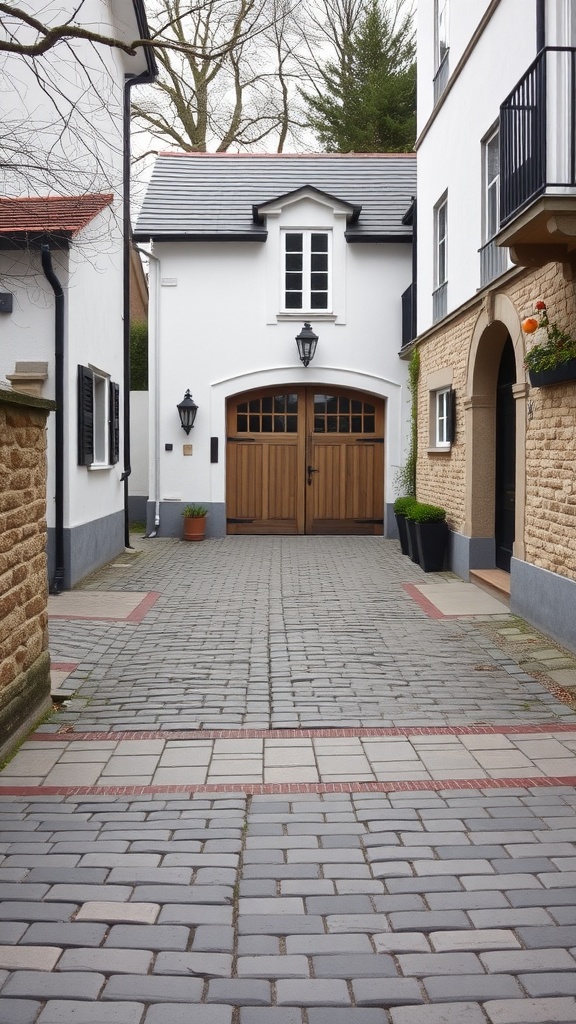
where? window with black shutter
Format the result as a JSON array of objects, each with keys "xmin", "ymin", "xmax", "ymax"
[
  {"xmin": 77, "ymin": 365, "xmax": 119, "ymax": 466},
  {"xmin": 78, "ymin": 364, "xmax": 94, "ymax": 466},
  {"xmin": 109, "ymin": 381, "xmax": 120, "ymax": 465}
]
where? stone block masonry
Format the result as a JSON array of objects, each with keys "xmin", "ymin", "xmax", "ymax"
[{"xmin": 0, "ymin": 387, "xmax": 54, "ymax": 762}]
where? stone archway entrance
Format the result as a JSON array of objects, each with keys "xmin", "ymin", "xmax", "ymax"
[
  {"xmin": 465, "ymin": 295, "xmax": 527, "ymax": 571},
  {"xmin": 495, "ymin": 337, "xmax": 517, "ymax": 571}
]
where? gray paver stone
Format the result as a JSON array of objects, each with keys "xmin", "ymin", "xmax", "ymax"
[
  {"xmin": 276, "ymin": 979, "xmax": 351, "ymax": 1006},
  {"xmin": 308, "ymin": 1012, "xmax": 387, "ymax": 1024},
  {"xmin": 104, "ymin": 924, "xmax": 189, "ymax": 950},
  {"xmin": 154, "ymin": 952, "xmax": 232, "ymax": 976},
  {"xmin": 397, "ymin": 952, "xmax": 483, "ymax": 976},
  {"xmin": 206, "ymin": 980, "xmax": 272, "ymax": 1005},
  {"xmin": 57, "ymin": 948, "xmax": 153, "ymax": 974},
  {"xmin": 145, "ymin": 1009, "xmax": 233, "ymax": 1024},
  {"xmin": 483, "ymin": 997, "xmax": 576, "ymax": 1023},
  {"xmin": 423, "ymin": 974, "xmax": 523, "ymax": 1002},
  {"xmin": 0, "ymin": 1000, "xmax": 41, "ymax": 1024},
  {"xmin": 238, "ymin": 915, "xmax": 324, "ymax": 935},
  {"xmin": 240, "ymin": 1010, "xmax": 303, "ymax": 1024},
  {"xmin": 519, "ymin": 973, "xmax": 576, "ymax": 997},
  {"xmin": 103, "ymin": 974, "xmax": 203, "ymax": 1001},
  {"xmin": 37, "ymin": 1002, "xmax": 145, "ymax": 1023},
  {"xmin": 389, "ymin": 1005, "xmax": 487, "ymax": 1024},
  {"xmin": 191, "ymin": 926, "xmax": 235, "ymax": 952},
  {"xmin": 353, "ymin": 978, "xmax": 424, "ymax": 1006},
  {"xmin": 2, "ymin": 970, "xmax": 105, "ymax": 1000},
  {"xmin": 21, "ymin": 923, "xmax": 107, "ymax": 947},
  {"xmin": 480, "ymin": 949, "xmax": 576, "ymax": 974},
  {"xmin": 286, "ymin": 934, "xmax": 373, "ymax": 955},
  {"xmin": 312, "ymin": 954, "xmax": 397, "ymax": 978},
  {"xmin": 238, "ymin": 955, "xmax": 309, "ymax": 977}
]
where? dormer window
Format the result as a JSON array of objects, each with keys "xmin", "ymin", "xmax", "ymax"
[{"xmin": 283, "ymin": 230, "xmax": 331, "ymax": 312}]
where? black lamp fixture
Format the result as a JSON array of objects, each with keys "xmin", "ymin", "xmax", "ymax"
[
  {"xmin": 295, "ymin": 322, "xmax": 318, "ymax": 367},
  {"xmin": 177, "ymin": 389, "xmax": 198, "ymax": 434}
]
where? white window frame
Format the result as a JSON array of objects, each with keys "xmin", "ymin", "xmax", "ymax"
[
  {"xmin": 92, "ymin": 370, "xmax": 109, "ymax": 466},
  {"xmin": 435, "ymin": 387, "xmax": 451, "ymax": 448},
  {"xmin": 483, "ymin": 127, "xmax": 500, "ymax": 243},
  {"xmin": 281, "ymin": 229, "xmax": 332, "ymax": 314},
  {"xmin": 435, "ymin": 0, "xmax": 449, "ymax": 70},
  {"xmin": 434, "ymin": 196, "xmax": 448, "ymax": 289}
]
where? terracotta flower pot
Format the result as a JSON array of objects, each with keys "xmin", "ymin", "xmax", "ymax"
[{"xmin": 182, "ymin": 517, "xmax": 207, "ymax": 541}]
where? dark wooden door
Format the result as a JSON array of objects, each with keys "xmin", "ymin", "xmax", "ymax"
[
  {"xmin": 495, "ymin": 337, "xmax": 516, "ymax": 571},
  {"xmin": 226, "ymin": 387, "xmax": 384, "ymax": 535}
]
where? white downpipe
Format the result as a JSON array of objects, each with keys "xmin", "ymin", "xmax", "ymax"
[{"xmin": 136, "ymin": 246, "xmax": 161, "ymax": 535}]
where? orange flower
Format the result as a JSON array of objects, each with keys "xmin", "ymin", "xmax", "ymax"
[{"xmin": 522, "ymin": 317, "xmax": 539, "ymax": 334}]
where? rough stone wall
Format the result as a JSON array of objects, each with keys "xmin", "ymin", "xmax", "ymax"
[
  {"xmin": 0, "ymin": 388, "xmax": 53, "ymax": 758},
  {"xmin": 415, "ymin": 305, "xmax": 478, "ymax": 533},
  {"xmin": 413, "ymin": 262, "xmax": 576, "ymax": 581},
  {"xmin": 520, "ymin": 264, "xmax": 576, "ymax": 580}
]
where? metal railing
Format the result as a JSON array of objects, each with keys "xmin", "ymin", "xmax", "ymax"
[
  {"xmin": 500, "ymin": 47, "xmax": 576, "ymax": 226},
  {"xmin": 401, "ymin": 283, "xmax": 416, "ymax": 347},
  {"xmin": 432, "ymin": 282, "xmax": 447, "ymax": 324},
  {"xmin": 479, "ymin": 239, "xmax": 509, "ymax": 288},
  {"xmin": 433, "ymin": 52, "xmax": 450, "ymax": 105}
]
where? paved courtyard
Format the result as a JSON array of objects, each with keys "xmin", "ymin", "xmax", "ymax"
[{"xmin": 1, "ymin": 536, "xmax": 576, "ymax": 1023}]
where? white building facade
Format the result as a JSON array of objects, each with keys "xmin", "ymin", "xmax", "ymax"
[
  {"xmin": 0, "ymin": 1, "xmax": 156, "ymax": 588},
  {"xmin": 412, "ymin": 0, "xmax": 576, "ymax": 649},
  {"xmin": 134, "ymin": 154, "xmax": 416, "ymax": 540}
]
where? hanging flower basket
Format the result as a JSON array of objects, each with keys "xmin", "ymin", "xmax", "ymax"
[
  {"xmin": 522, "ymin": 300, "xmax": 576, "ymax": 388},
  {"xmin": 528, "ymin": 357, "xmax": 576, "ymax": 388}
]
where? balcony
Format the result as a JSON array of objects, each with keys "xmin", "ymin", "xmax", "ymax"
[
  {"xmin": 432, "ymin": 282, "xmax": 447, "ymax": 324},
  {"xmin": 497, "ymin": 47, "xmax": 576, "ymax": 268},
  {"xmin": 479, "ymin": 239, "xmax": 510, "ymax": 288},
  {"xmin": 401, "ymin": 283, "xmax": 416, "ymax": 347},
  {"xmin": 433, "ymin": 53, "xmax": 449, "ymax": 106}
]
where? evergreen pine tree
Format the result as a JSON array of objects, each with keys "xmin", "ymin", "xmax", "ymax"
[{"xmin": 302, "ymin": 0, "xmax": 416, "ymax": 153}]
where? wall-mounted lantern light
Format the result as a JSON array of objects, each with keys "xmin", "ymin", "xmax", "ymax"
[
  {"xmin": 177, "ymin": 389, "xmax": 198, "ymax": 434},
  {"xmin": 295, "ymin": 322, "xmax": 318, "ymax": 367}
]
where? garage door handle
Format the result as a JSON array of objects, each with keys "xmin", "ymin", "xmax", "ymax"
[{"xmin": 307, "ymin": 465, "xmax": 319, "ymax": 485}]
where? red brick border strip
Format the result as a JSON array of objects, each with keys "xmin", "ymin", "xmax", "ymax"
[
  {"xmin": 402, "ymin": 583, "xmax": 447, "ymax": 618},
  {"xmin": 48, "ymin": 591, "xmax": 160, "ymax": 623},
  {"xmin": 1, "ymin": 776, "xmax": 576, "ymax": 797},
  {"xmin": 30, "ymin": 723, "xmax": 576, "ymax": 742},
  {"xmin": 50, "ymin": 663, "xmax": 79, "ymax": 672}
]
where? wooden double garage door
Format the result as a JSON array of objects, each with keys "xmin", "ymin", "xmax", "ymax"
[{"xmin": 226, "ymin": 386, "xmax": 384, "ymax": 535}]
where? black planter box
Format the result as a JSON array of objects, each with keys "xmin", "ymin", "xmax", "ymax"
[
  {"xmin": 528, "ymin": 357, "xmax": 576, "ymax": 388},
  {"xmin": 406, "ymin": 518, "xmax": 420, "ymax": 564},
  {"xmin": 395, "ymin": 513, "xmax": 410, "ymax": 556},
  {"xmin": 415, "ymin": 520, "xmax": 449, "ymax": 573}
]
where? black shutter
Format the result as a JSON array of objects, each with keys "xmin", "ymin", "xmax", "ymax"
[
  {"xmin": 77, "ymin": 365, "xmax": 94, "ymax": 466},
  {"xmin": 447, "ymin": 388, "xmax": 456, "ymax": 444},
  {"xmin": 109, "ymin": 381, "xmax": 120, "ymax": 465}
]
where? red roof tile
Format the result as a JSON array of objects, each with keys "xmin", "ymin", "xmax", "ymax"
[{"xmin": 0, "ymin": 194, "xmax": 114, "ymax": 236}]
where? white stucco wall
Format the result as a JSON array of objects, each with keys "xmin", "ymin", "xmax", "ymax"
[
  {"xmin": 416, "ymin": 0, "xmax": 539, "ymax": 333},
  {"xmin": 65, "ymin": 205, "xmax": 125, "ymax": 528},
  {"xmin": 144, "ymin": 196, "xmax": 413, "ymax": 521}
]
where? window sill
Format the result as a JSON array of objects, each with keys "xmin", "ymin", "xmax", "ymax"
[
  {"xmin": 87, "ymin": 463, "xmax": 113, "ymax": 471},
  {"xmin": 277, "ymin": 312, "xmax": 337, "ymax": 322},
  {"xmin": 427, "ymin": 445, "xmax": 452, "ymax": 454}
]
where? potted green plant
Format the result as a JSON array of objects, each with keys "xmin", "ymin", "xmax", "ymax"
[
  {"xmin": 181, "ymin": 504, "xmax": 208, "ymax": 541},
  {"xmin": 405, "ymin": 501, "xmax": 448, "ymax": 572},
  {"xmin": 393, "ymin": 496, "xmax": 417, "ymax": 556},
  {"xmin": 522, "ymin": 300, "xmax": 576, "ymax": 387}
]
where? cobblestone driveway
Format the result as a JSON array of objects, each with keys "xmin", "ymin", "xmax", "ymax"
[{"xmin": 1, "ymin": 536, "xmax": 576, "ymax": 1023}]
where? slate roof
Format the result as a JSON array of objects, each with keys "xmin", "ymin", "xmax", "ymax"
[
  {"xmin": 0, "ymin": 194, "xmax": 113, "ymax": 238},
  {"xmin": 134, "ymin": 152, "xmax": 416, "ymax": 243}
]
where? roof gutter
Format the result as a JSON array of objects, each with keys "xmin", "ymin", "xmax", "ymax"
[
  {"xmin": 40, "ymin": 243, "xmax": 65, "ymax": 595},
  {"xmin": 122, "ymin": 61, "xmax": 157, "ymax": 550}
]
